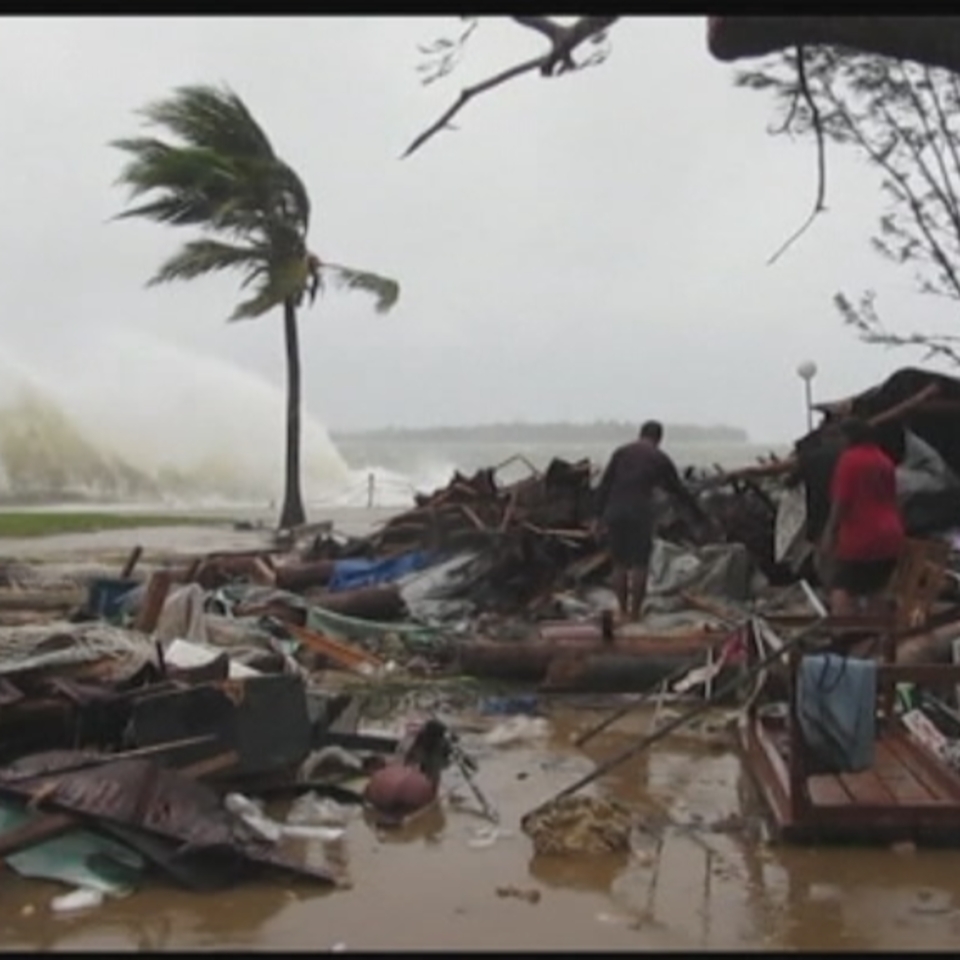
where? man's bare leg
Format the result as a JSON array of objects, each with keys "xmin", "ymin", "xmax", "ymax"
[
  {"xmin": 612, "ymin": 564, "xmax": 629, "ymax": 621},
  {"xmin": 629, "ymin": 565, "xmax": 649, "ymax": 622}
]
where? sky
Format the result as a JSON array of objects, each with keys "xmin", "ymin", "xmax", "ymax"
[{"xmin": 0, "ymin": 14, "xmax": 956, "ymax": 448}]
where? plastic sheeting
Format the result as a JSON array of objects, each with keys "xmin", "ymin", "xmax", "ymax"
[
  {"xmin": 154, "ymin": 584, "xmax": 210, "ymax": 646},
  {"xmin": 647, "ymin": 539, "xmax": 754, "ymax": 602},
  {"xmin": 897, "ymin": 430, "xmax": 960, "ymax": 499},
  {"xmin": 327, "ymin": 551, "xmax": 435, "ymax": 593},
  {"xmin": 305, "ymin": 604, "xmax": 444, "ymax": 653},
  {"xmin": 397, "ymin": 552, "xmax": 485, "ymax": 624},
  {"xmin": 774, "ymin": 483, "xmax": 810, "ymax": 570},
  {"xmin": 0, "ymin": 798, "xmax": 145, "ymax": 895}
]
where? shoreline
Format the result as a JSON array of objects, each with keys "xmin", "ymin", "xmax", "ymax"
[{"xmin": 0, "ymin": 506, "xmax": 398, "ymax": 563}]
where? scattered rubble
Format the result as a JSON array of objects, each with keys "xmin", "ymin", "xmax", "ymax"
[{"xmin": 5, "ymin": 366, "xmax": 960, "ymax": 909}]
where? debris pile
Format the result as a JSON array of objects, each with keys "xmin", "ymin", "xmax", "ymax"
[{"xmin": 6, "ymin": 365, "xmax": 960, "ymax": 917}]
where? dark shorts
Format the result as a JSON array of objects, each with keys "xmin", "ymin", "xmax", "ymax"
[
  {"xmin": 605, "ymin": 511, "xmax": 654, "ymax": 568},
  {"xmin": 832, "ymin": 557, "xmax": 898, "ymax": 597}
]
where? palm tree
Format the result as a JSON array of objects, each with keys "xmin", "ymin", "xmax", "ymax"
[{"xmin": 112, "ymin": 84, "xmax": 399, "ymax": 529}]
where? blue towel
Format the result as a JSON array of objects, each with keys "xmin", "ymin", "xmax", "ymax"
[{"xmin": 797, "ymin": 654, "xmax": 876, "ymax": 774}]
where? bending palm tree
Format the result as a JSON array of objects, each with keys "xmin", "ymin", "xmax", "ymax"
[{"xmin": 112, "ymin": 84, "xmax": 399, "ymax": 529}]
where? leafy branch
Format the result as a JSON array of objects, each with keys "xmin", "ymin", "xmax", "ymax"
[{"xmin": 737, "ymin": 48, "xmax": 960, "ymax": 364}]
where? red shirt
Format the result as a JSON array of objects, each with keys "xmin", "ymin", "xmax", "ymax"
[{"xmin": 830, "ymin": 443, "xmax": 905, "ymax": 561}]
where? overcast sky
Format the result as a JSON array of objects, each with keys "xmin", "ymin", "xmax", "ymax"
[{"xmin": 0, "ymin": 15, "xmax": 955, "ymax": 449}]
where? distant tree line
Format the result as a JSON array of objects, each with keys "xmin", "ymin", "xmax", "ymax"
[{"xmin": 331, "ymin": 421, "xmax": 749, "ymax": 444}]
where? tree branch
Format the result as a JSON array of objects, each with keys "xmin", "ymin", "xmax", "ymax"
[
  {"xmin": 402, "ymin": 54, "xmax": 546, "ymax": 159},
  {"xmin": 512, "ymin": 16, "xmax": 563, "ymax": 43},
  {"xmin": 890, "ymin": 63, "xmax": 960, "ymax": 246},
  {"xmin": 767, "ymin": 47, "xmax": 828, "ymax": 265},
  {"xmin": 923, "ymin": 66, "xmax": 960, "ymax": 229},
  {"xmin": 821, "ymin": 68, "xmax": 960, "ymax": 302},
  {"xmin": 877, "ymin": 98, "xmax": 960, "ymax": 272},
  {"xmin": 403, "ymin": 16, "xmax": 619, "ymax": 158}
]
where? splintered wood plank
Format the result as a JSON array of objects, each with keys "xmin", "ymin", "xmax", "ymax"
[
  {"xmin": 806, "ymin": 774, "xmax": 852, "ymax": 807},
  {"xmin": 838, "ymin": 768, "xmax": 896, "ymax": 807},
  {"xmin": 740, "ymin": 720, "xmax": 792, "ymax": 833},
  {"xmin": 0, "ymin": 811, "xmax": 76, "ymax": 857},
  {"xmin": 885, "ymin": 735, "xmax": 959, "ymax": 804},
  {"xmin": 756, "ymin": 723, "xmax": 793, "ymax": 803},
  {"xmin": 873, "ymin": 739, "xmax": 944, "ymax": 806}
]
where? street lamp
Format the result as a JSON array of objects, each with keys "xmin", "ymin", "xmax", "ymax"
[{"xmin": 797, "ymin": 360, "xmax": 818, "ymax": 433}]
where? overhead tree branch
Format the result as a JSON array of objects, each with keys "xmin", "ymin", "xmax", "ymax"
[
  {"xmin": 403, "ymin": 16, "xmax": 619, "ymax": 158},
  {"xmin": 767, "ymin": 47, "xmax": 828, "ymax": 265}
]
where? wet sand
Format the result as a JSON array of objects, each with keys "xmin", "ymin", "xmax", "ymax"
[{"xmin": 3, "ymin": 708, "xmax": 960, "ymax": 951}]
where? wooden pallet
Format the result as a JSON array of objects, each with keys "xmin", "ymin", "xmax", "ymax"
[
  {"xmin": 739, "ymin": 536, "xmax": 960, "ymax": 845},
  {"xmin": 741, "ymin": 713, "xmax": 960, "ymax": 844}
]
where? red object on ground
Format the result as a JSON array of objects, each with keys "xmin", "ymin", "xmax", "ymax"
[{"xmin": 363, "ymin": 763, "xmax": 437, "ymax": 819}]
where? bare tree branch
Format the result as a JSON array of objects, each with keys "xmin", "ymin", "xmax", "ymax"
[
  {"xmin": 824, "ymin": 73, "xmax": 960, "ymax": 301},
  {"xmin": 888, "ymin": 63, "xmax": 960, "ymax": 245},
  {"xmin": 924, "ymin": 65, "xmax": 960, "ymax": 220},
  {"xmin": 836, "ymin": 290, "xmax": 960, "ymax": 365},
  {"xmin": 877, "ymin": 105, "xmax": 960, "ymax": 287},
  {"xmin": 403, "ymin": 16, "xmax": 619, "ymax": 158},
  {"xmin": 402, "ymin": 54, "xmax": 546, "ymax": 159},
  {"xmin": 767, "ymin": 47, "xmax": 828, "ymax": 265}
]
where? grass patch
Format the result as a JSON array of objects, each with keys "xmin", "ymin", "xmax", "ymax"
[{"xmin": 0, "ymin": 512, "xmax": 227, "ymax": 538}]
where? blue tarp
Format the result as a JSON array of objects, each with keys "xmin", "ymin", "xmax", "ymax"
[
  {"xmin": 327, "ymin": 550, "xmax": 435, "ymax": 593},
  {"xmin": 797, "ymin": 653, "xmax": 876, "ymax": 774}
]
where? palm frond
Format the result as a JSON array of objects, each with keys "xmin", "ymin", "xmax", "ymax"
[
  {"xmin": 113, "ymin": 85, "xmax": 342, "ymax": 327},
  {"xmin": 229, "ymin": 256, "xmax": 313, "ymax": 321},
  {"xmin": 112, "ymin": 140, "xmax": 235, "ymax": 199},
  {"xmin": 140, "ymin": 84, "xmax": 276, "ymax": 162},
  {"xmin": 230, "ymin": 287, "xmax": 283, "ymax": 321},
  {"xmin": 320, "ymin": 263, "xmax": 401, "ymax": 314},
  {"xmin": 148, "ymin": 239, "xmax": 266, "ymax": 287}
]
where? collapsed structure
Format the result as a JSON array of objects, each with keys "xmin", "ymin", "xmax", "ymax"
[{"xmin": 4, "ymin": 366, "xmax": 960, "ymax": 909}]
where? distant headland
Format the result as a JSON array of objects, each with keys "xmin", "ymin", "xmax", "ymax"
[{"xmin": 331, "ymin": 421, "xmax": 750, "ymax": 444}]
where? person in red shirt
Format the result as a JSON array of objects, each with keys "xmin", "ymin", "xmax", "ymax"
[{"xmin": 818, "ymin": 417, "xmax": 905, "ymax": 617}]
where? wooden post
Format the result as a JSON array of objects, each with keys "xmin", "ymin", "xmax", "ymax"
[
  {"xmin": 134, "ymin": 569, "xmax": 174, "ymax": 635},
  {"xmin": 787, "ymin": 643, "xmax": 809, "ymax": 822},
  {"xmin": 120, "ymin": 545, "xmax": 143, "ymax": 579}
]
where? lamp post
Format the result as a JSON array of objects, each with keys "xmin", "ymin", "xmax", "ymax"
[{"xmin": 797, "ymin": 360, "xmax": 818, "ymax": 433}]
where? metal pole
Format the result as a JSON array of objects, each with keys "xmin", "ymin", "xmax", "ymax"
[{"xmin": 804, "ymin": 378, "xmax": 814, "ymax": 433}]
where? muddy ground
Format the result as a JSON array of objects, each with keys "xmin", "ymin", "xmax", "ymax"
[
  {"xmin": 4, "ymin": 707, "xmax": 960, "ymax": 951},
  {"xmin": 2, "ymin": 518, "xmax": 960, "ymax": 950}
]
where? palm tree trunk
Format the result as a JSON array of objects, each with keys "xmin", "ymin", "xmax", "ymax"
[{"xmin": 279, "ymin": 296, "xmax": 307, "ymax": 530}]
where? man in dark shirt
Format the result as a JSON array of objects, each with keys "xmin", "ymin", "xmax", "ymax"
[{"xmin": 594, "ymin": 420, "xmax": 708, "ymax": 622}]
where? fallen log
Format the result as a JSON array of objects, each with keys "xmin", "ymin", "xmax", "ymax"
[
  {"xmin": 274, "ymin": 559, "xmax": 336, "ymax": 593},
  {"xmin": 457, "ymin": 633, "xmax": 722, "ymax": 683},
  {"xmin": 309, "ymin": 584, "xmax": 406, "ymax": 622}
]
